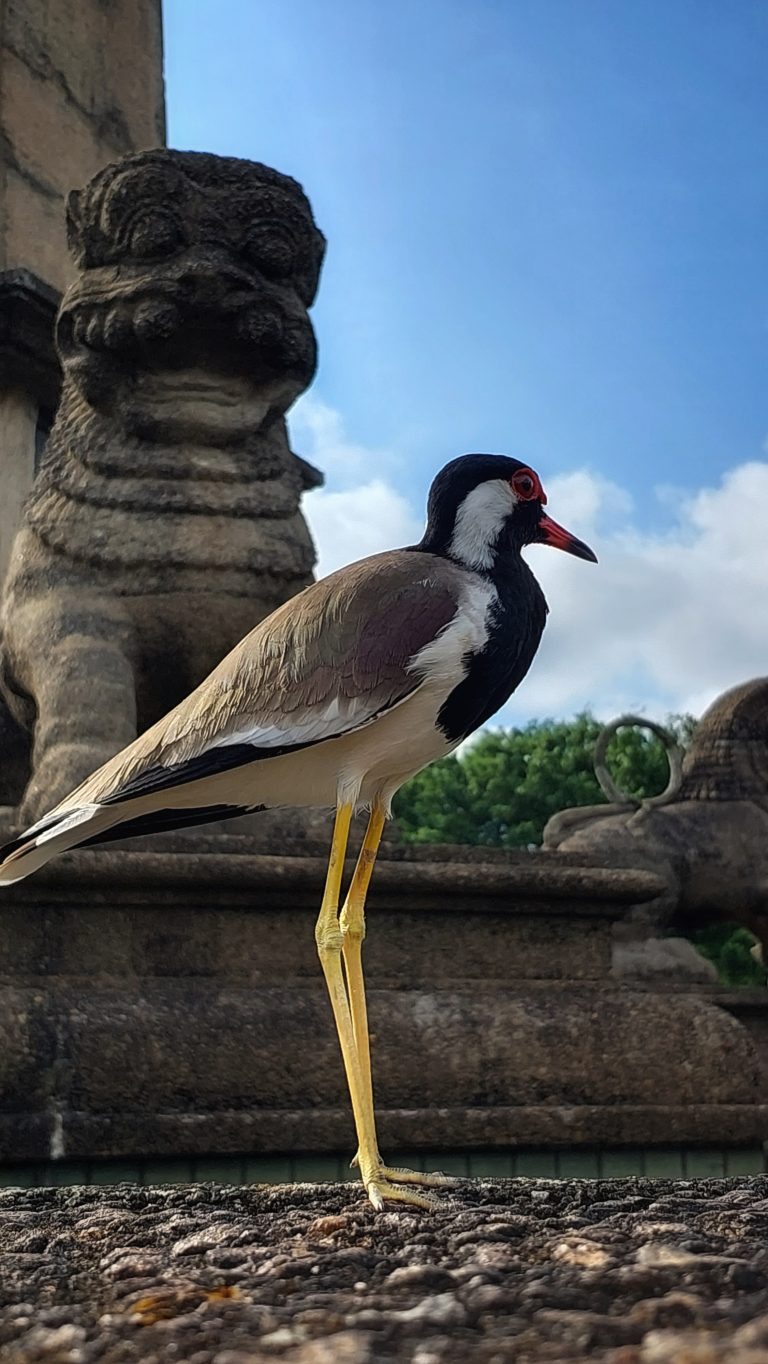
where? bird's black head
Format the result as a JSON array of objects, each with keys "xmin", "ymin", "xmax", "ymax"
[{"xmin": 417, "ymin": 453, "xmax": 597, "ymax": 572}]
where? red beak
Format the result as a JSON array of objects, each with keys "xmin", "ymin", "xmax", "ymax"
[{"xmin": 536, "ymin": 511, "xmax": 597, "ymax": 563}]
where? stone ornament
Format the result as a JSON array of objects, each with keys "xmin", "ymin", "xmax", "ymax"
[
  {"xmin": 0, "ymin": 149, "xmax": 326, "ymax": 819},
  {"xmin": 544, "ymin": 677, "xmax": 768, "ymax": 966}
]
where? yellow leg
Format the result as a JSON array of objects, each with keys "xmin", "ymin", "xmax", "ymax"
[
  {"xmin": 339, "ymin": 803, "xmax": 456, "ymax": 1202},
  {"xmin": 339, "ymin": 803, "xmax": 385, "ymax": 1105},
  {"xmin": 316, "ymin": 803, "xmax": 444, "ymax": 1210}
]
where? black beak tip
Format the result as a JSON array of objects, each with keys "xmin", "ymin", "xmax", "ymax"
[
  {"xmin": 576, "ymin": 541, "xmax": 598, "ymax": 564},
  {"xmin": 536, "ymin": 511, "xmax": 597, "ymax": 564}
]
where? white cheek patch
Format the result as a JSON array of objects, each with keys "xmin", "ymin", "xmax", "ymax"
[{"xmin": 449, "ymin": 479, "xmax": 517, "ymax": 570}]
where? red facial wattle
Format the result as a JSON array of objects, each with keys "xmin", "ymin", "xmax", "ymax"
[{"xmin": 510, "ymin": 467, "xmax": 547, "ymax": 504}]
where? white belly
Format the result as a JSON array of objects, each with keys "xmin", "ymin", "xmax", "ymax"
[{"xmin": 161, "ymin": 680, "xmax": 456, "ymax": 815}]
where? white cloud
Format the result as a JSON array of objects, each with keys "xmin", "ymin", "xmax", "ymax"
[
  {"xmin": 294, "ymin": 397, "xmax": 768, "ymax": 725},
  {"xmin": 512, "ymin": 459, "xmax": 768, "ymax": 723},
  {"xmin": 293, "ymin": 396, "xmax": 424, "ymax": 576},
  {"xmin": 304, "ymin": 479, "xmax": 424, "ymax": 577},
  {"xmin": 290, "ymin": 395, "xmax": 389, "ymax": 484}
]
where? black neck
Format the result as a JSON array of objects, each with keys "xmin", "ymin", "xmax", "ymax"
[{"xmin": 436, "ymin": 554, "xmax": 549, "ymax": 743}]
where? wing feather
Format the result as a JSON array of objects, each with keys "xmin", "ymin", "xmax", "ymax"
[{"xmin": 54, "ymin": 552, "xmax": 464, "ymax": 812}]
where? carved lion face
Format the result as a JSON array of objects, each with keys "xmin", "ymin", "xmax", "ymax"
[{"xmin": 56, "ymin": 151, "xmax": 327, "ymax": 439}]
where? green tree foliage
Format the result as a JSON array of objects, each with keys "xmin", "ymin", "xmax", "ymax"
[
  {"xmin": 394, "ymin": 712, "xmax": 695, "ymax": 848},
  {"xmin": 689, "ymin": 925, "xmax": 766, "ymax": 988}
]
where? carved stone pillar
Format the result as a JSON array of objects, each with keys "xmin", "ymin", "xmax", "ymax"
[{"xmin": 0, "ymin": 0, "xmax": 165, "ymax": 576}]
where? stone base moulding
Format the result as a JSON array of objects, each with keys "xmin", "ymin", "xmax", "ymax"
[{"xmin": 0, "ymin": 840, "xmax": 766, "ymax": 1163}]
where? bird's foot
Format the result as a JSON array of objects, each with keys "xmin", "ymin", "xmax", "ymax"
[{"xmin": 353, "ymin": 1151, "xmax": 458, "ymax": 1210}]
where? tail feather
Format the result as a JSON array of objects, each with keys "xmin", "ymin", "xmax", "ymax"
[
  {"xmin": 0, "ymin": 805, "xmax": 122, "ymax": 885},
  {"xmin": 79, "ymin": 802, "xmax": 258, "ymax": 846},
  {"xmin": 0, "ymin": 800, "xmax": 260, "ymax": 884}
]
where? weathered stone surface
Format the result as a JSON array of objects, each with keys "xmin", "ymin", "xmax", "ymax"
[
  {"xmin": 0, "ymin": 987, "xmax": 54, "ymax": 1112},
  {"xmin": 0, "ymin": 843, "xmax": 764, "ymax": 1161},
  {"xmin": 0, "ymin": 148, "xmax": 327, "ymax": 816},
  {"xmin": 0, "ymin": 896, "xmax": 612, "ymax": 984},
  {"xmin": 2, "ymin": 1178, "xmax": 768, "ymax": 1362},
  {"xmin": 0, "ymin": 384, "xmax": 39, "ymax": 622},
  {"xmin": 0, "ymin": 0, "xmax": 164, "ymax": 690},
  {"xmin": 0, "ymin": 0, "xmax": 164, "ymax": 294},
  {"xmin": 52, "ymin": 985, "xmax": 759, "ymax": 1110},
  {"xmin": 612, "ymin": 935, "xmax": 720, "ymax": 984},
  {"xmin": 3, "ymin": 840, "xmax": 669, "ymax": 906},
  {"xmin": 0, "ymin": 268, "xmax": 60, "ymax": 411}
]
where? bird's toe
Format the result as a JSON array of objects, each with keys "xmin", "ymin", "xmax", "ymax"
[
  {"xmin": 365, "ymin": 1178, "xmax": 443, "ymax": 1212},
  {"xmin": 379, "ymin": 1164, "xmax": 460, "ymax": 1189}
]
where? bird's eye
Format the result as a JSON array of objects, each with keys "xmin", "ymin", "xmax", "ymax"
[{"xmin": 511, "ymin": 469, "xmax": 539, "ymax": 501}]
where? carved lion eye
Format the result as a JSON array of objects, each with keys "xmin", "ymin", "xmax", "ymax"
[
  {"xmin": 128, "ymin": 213, "xmax": 183, "ymax": 260},
  {"xmin": 245, "ymin": 228, "xmax": 296, "ymax": 280},
  {"xmin": 511, "ymin": 469, "xmax": 540, "ymax": 501}
]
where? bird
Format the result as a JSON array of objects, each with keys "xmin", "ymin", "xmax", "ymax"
[{"xmin": 0, "ymin": 452, "xmax": 596, "ymax": 1210}]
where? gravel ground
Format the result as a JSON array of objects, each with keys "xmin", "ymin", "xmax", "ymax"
[{"xmin": 2, "ymin": 1177, "xmax": 768, "ymax": 1362}]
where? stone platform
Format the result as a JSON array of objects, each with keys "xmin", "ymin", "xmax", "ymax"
[
  {"xmin": 2, "ymin": 1178, "xmax": 768, "ymax": 1362},
  {"xmin": 1, "ymin": 837, "xmax": 765, "ymax": 1164}
]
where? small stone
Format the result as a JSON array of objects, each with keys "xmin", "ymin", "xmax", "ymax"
[
  {"xmin": 628, "ymin": 1292, "xmax": 701, "ymax": 1331},
  {"xmin": 733, "ymin": 1314, "xmax": 768, "ymax": 1348},
  {"xmin": 725, "ymin": 1261, "xmax": 766, "ymax": 1291},
  {"xmin": 393, "ymin": 1293, "xmax": 467, "ymax": 1328},
  {"xmin": 306, "ymin": 1214, "xmax": 353, "ymax": 1240},
  {"xmin": 206, "ymin": 1248, "xmax": 249, "ymax": 1269},
  {"xmin": 552, "ymin": 1238, "xmax": 614, "ymax": 1268},
  {"xmin": 172, "ymin": 1224, "xmax": 244, "ymax": 1257},
  {"xmin": 384, "ymin": 1264, "xmax": 454, "ymax": 1291},
  {"xmin": 102, "ymin": 1252, "xmax": 163, "ymax": 1280},
  {"xmin": 464, "ymin": 1284, "xmax": 510, "ymax": 1313},
  {"xmin": 636, "ymin": 1242, "xmax": 701, "ymax": 1267},
  {"xmin": 15, "ymin": 1323, "xmax": 87, "ymax": 1361},
  {"xmin": 289, "ymin": 1333, "xmax": 374, "ymax": 1363},
  {"xmin": 412, "ymin": 1348, "xmax": 452, "ymax": 1364},
  {"xmin": 213, "ymin": 1354, "xmax": 268, "ymax": 1364},
  {"xmin": 259, "ymin": 1326, "xmax": 307, "ymax": 1348},
  {"xmin": 448, "ymin": 1264, "xmax": 502, "ymax": 1286},
  {"xmin": 639, "ymin": 1327, "xmax": 722, "ymax": 1363}
]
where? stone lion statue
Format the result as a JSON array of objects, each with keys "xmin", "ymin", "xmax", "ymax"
[{"xmin": 0, "ymin": 149, "xmax": 326, "ymax": 820}]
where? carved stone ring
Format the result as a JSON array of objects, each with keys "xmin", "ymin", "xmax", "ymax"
[{"xmin": 594, "ymin": 713, "xmax": 684, "ymax": 808}]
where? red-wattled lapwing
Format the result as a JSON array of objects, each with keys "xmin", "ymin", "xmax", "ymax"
[{"xmin": 0, "ymin": 453, "xmax": 595, "ymax": 1209}]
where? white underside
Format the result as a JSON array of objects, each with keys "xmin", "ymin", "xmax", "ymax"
[{"xmin": 148, "ymin": 677, "xmax": 459, "ymax": 815}]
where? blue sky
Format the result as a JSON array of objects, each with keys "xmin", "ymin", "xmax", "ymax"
[{"xmin": 164, "ymin": 1, "xmax": 767, "ymax": 723}]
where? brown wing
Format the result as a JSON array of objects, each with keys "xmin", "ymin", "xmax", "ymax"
[{"xmin": 54, "ymin": 551, "xmax": 464, "ymax": 811}]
